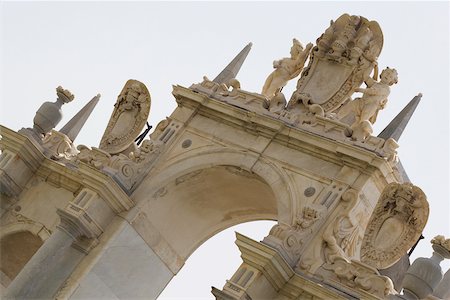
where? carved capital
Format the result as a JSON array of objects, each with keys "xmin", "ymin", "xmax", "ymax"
[
  {"xmin": 71, "ymin": 236, "xmax": 99, "ymax": 254},
  {"xmin": 56, "ymin": 188, "xmax": 114, "ymax": 239},
  {"xmin": 0, "ymin": 149, "xmax": 33, "ymax": 198}
]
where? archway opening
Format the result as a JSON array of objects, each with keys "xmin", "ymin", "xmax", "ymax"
[
  {"xmin": 144, "ymin": 165, "xmax": 279, "ymax": 261},
  {"xmin": 158, "ymin": 220, "xmax": 276, "ymax": 299},
  {"xmin": 0, "ymin": 231, "xmax": 43, "ymax": 288}
]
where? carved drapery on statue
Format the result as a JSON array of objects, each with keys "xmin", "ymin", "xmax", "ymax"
[
  {"xmin": 361, "ymin": 182, "xmax": 429, "ymax": 269},
  {"xmin": 99, "ymin": 79, "xmax": 151, "ymax": 154},
  {"xmin": 292, "ymin": 14, "xmax": 383, "ymax": 113}
]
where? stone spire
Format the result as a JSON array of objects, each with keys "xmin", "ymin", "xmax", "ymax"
[
  {"xmin": 396, "ymin": 159, "xmax": 410, "ymax": 182},
  {"xmin": 59, "ymin": 94, "xmax": 101, "ymax": 142},
  {"xmin": 213, "ymin": 42, "xmax": 252, "ymax": 84},
  {"xmin": 378, "ymin": 94, "xmax": 422, "ymax": 183},
  {"xmin": 378, "ymin": 93, "xmax": 422, "ymax": 141}
]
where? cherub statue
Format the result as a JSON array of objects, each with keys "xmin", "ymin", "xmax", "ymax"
[
  {"xmin": 337, "ymin": 67, "xmax": 398, "ymax": 129},
  {"xmin": 261, "ymin": 39, "xmax": 313, "ymax": 100}
]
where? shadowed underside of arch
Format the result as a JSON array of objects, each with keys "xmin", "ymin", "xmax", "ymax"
[
  {"xmin": 0, "ymin": 231, "xmax": 43, "ymax": 289},
  {"xmin": 139, "ymin": 165, "xmax": 278, "ymax": 261}
]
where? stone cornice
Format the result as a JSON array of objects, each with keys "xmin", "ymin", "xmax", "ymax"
[
  {"xmin": 0, "ymin": 125, "xmax": 134, "ymax": 213},
  {"xmin": 235, "ymin": 232, "xmax": 293, "ymax": 290},
  {"xmin": 235, "ymin": 233, "xmax": 378, "ymax": 300},
  {"xmin": 172, "ymin": 86, "xmax": 398, "ymax": 180},
  {"xmin": 0, "ymin": 125, "xmax": 45, "ymax": 172}
]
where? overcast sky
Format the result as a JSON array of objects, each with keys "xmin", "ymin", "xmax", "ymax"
[{"xmin": 1, "ymin": 1, "xmax": 449, "ymax": 299}]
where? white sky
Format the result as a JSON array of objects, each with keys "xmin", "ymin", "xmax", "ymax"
[{"xmin": 1, "ymin": 1, "xmax": 449, "ymax": 299}]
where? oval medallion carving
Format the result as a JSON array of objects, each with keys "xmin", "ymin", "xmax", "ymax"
[
  {"xmin": 292, "ymin": 14, "xmax": 383, "ymax": 112},
  {"xmin": 99, "ymin": 79, "xmax": 151, "ymax": 154},
  {"xmin": 361, "ymin": 182, "xmax": 428, "ymax": 269}
]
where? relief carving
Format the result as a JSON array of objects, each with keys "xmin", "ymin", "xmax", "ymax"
[
  {"xmin": 322, "ymin": 189, "xmax": 365, "ymax": 263},
  {"xmin": 99, "ymin": 80, "xmax": 151, "ymax": 154},
  {"xmin": 293, "ymin": 14, "xmax": 383, "ymax": 113},
  {"xmin": 326, "ymin": 257, "xmax": 396, "ymax": 298},
  {"xmin": 282, "ymin": 92, "xmax": 325, "ymax": 126},
  {"xmin": 294, "ymin": 206, "xmax": 322, "ymax": 230},
  {"xmin": 263, "ymin": 205, "xmax": 325, "ymax": 266},
  {"xmin": 76, "ymin": 138, "xmax": 163, "ymax": 192},
  {"xmin": 361, "ymin": 182, "xmax": 429, "ymax": 269},
  {"xmin": 129, "ymin": 139, "xmax": 162, "ymax": 163},
  {"xmin": 77, "ymin": 145, "xmax": 111, "ymax": 169},
  {"xmin": 323, "ymin": 210, "xmax": 368, "ymax": 263},
  {"xmin": 42, "ymin": 130, "xmax": 78, "ymax": 160}
]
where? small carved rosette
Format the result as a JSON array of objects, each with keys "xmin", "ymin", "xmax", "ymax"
[
  {"xmin": 361, "ymin": 182, "xmax": 429, "ymax": 269},
  {"xmin": 99, "ymin": 79, "xmax": 151, "ymax": 154}
]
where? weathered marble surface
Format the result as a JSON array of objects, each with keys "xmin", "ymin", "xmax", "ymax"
[{"xmin": 71, "ymin": 223, "xmax": 173, "ymax": 300}]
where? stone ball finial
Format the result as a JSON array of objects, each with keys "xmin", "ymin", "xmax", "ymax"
[
  {"xmin": 402, "ymin": 235, "xmax": 449, "ymax": 299},
  {"xmin": 33, "ymin": 86, "xmax": 74, "ymax": 136}
]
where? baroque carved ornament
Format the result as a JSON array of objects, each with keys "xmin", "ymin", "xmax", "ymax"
[
  {"xmin": 361, "ymin": 182, "xmax": 429, "ymax": 269},
  {"xmin": 99, "ymin": 79, "xmax": 151, "ymax": 154},
  {"xmin": 292, "ymin": 14, "xmax": 383, "ymax": 113}
]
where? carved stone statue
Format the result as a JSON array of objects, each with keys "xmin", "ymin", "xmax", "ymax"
[
  {"xmin": 337, "ymin": 67, "xmax": 398, "ymax": 132},
  {"xmin": 292, "ymin": 14, "xmax": 383, "ymax": 113},
  {"xmin": 261, "ymin": 39, "xmax": 313, "ymax": 100},
  {"xmin": 99, "ymin": 80, "xmax": 151, "ymax": 154}
]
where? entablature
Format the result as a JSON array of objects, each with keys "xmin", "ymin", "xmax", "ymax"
[
  {"xmin": 0, "ymin": 125, "xmax": 134, "ymax": 213},
  {"xmin": 172, "ymin": 85, "xmax": 400, "ymax": 182}
]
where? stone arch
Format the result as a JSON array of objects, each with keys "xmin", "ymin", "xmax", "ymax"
[
  {"xmin": 139, "ymin": 147, "xmax": 296, "ymax": 220},
  {"xmin": 0, "ymin": 222, "xmax": 51, "ymax": 241},
  {"xmin": 133, "ymin": 147, "xmax": 297, "ymax": 262},
  {"xmin": 0, "ymin": 229, "xmax": 45, "ymax": 289}
]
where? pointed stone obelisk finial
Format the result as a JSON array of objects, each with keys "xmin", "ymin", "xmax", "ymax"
[
  {"xmin": 396, "ymin": 159, "xmax": 410, "ymax": 182},
  {"xmin": 213, "ymin": 42, "xmax": 252, "ymax": 84},
  {"xmin": 378, "ymin": 93, "xmax": 422, "ymax": 142},
  {"xmin": 59, "ymin": 94, "xmax": 101, "ymax": 142}
]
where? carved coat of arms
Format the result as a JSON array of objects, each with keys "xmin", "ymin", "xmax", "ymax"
[
  {"xmin": 99, "ymin": 80, "xmax": 151, "ymax": 154},
  {"xmin": 291, "ymin": 14, "xmax": 383, "ymax": 113},
  {"xmin": 361, "ymin": 182, "xmax": 428, "ymax": 269}
]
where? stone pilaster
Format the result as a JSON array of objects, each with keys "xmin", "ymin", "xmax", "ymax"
[
  {"xmin": 3, "ymin": 188, "xmax": 116, "ymax": 299},
  {"xmin": 0, "ymin": 126, "xmax": 48, "ymax": 218},
  {"xmin": 3, "ymin": 228, "xmax": 83, "ymax": 299}
]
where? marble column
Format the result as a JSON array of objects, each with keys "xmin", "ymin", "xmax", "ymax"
[
  {"xmin": 4, "ymin": 187, "xmax": 113, "ymax": 299},
  {"xmin": 3, "ymin": 227, "xmax": 85, "ymax": 299}
]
